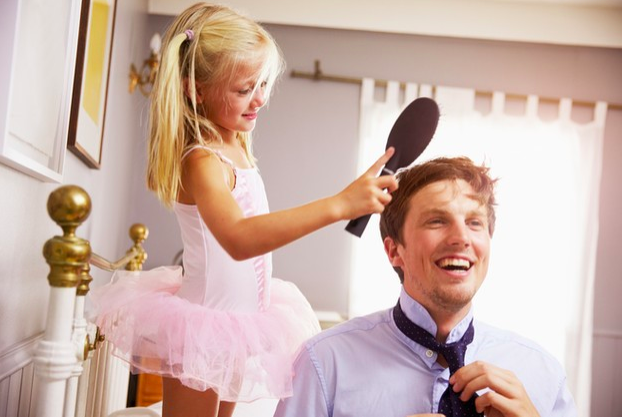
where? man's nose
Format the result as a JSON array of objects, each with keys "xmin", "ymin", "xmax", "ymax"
[{"xmin": 446, "ymin": 222, "xmax": 470, "ymax": 247}]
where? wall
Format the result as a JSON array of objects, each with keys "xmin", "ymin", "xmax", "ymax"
[
  {"xmin": 149, "ymin": 0, "xmax": 622, "ymax": 49},
  {"xmin": 142, "ymin": 17, "xmax": 622, "ymax": 416},
  {"xmin": 0, "ymin": 1, "xmax": 151, "ymax": 414}
]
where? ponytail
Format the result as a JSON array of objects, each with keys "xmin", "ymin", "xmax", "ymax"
[{"xmin": 147, "ymin": 33, "xmax": 190, "ymax": 207}]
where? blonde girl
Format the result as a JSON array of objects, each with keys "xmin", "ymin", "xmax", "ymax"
[{"xmin": 90, "ymin": 4, "xmax": 397, "ymax": 417}]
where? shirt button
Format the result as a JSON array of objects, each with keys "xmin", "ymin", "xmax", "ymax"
[{"xmin": 426, "ymin": 350, "xmax": 434, "ymax": 358}]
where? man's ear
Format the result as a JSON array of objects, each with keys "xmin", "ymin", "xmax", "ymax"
[
  {"xmin": 384, "ymin": 236, "xmax": 403, "ymax": 268},
  {"xmin": 183, "ymin": 78, "xmax": 204, "ymax": 104}
]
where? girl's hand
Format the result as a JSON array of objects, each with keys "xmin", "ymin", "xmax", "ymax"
[{"xmin": 334, "ymin": 147, "xmax": 399, "ymax": 220}]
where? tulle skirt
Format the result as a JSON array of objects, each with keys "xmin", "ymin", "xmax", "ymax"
[{"xmin": 87, "ymin": 266, "xmax": 320, "ymax": 402}]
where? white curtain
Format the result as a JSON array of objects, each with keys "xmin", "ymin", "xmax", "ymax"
[
  {"xmin": 349, "ymin": 80, "xmax": 607, "ymax": 417},
  {"xmin": 349, "ymin": 79, "xmax": 422, "ymax": 316}
]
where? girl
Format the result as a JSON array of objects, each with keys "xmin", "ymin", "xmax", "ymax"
[{"xmin": 90, "ymin": 3, "xmax": 397, "ymax": 417}]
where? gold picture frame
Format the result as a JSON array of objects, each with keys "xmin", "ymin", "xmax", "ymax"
[{"xmin": 67, "ymin": 0, "xmax": 118, "ymax": 169}]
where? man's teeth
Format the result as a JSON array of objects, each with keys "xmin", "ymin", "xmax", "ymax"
[{"xmin": 437, "ymin": 258, "xmax": 471, "ymax": 270}]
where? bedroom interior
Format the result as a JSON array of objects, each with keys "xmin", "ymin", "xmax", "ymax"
[{"xmin": 1, "ymin": 1, "xmax": 621, "ymax": 416}]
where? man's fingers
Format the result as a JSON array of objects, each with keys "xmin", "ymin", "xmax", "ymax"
[
  {"xmin": 454, "ymin": 362, "xmax": 518, "ymax": 401},
  {"xmin": 475, "ymin": 391, "xmax": 522, "ymax": 416},
  {"xmin": 406, "ymin": 414, "xmax": 445, "ymax": 417},
  {"xmin": 451, "ymin": 361, "xmax": 540, "ymax": 417},
  {"xmin": 460, "ymin": 373, "xmax": 515, "ymax": 402}
]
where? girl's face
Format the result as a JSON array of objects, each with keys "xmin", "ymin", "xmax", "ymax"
[{"xmin": 202, "ymin": 66, "xmax": 267, "ymax": 139}]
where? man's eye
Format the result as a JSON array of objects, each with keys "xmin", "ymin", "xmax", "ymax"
[{"xmin": 468, "ymin": 219, "xmax": 485, "ymax": 228}]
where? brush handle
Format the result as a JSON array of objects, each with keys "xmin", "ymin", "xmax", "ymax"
[
  {"xmin": 344, "ymin": 166, "xmax": 395, "ymax": 237},
  {"xmin": 345, "ymin": 214, "xmax": 372, "ymax": 237}
]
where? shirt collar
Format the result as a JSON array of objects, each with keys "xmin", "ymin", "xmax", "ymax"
[{"xmin": 398, "ymin": 287, "xmax": 474, "ymax": 344}]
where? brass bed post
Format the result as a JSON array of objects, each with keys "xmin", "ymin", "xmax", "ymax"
[
  {"xmin": 35, "ymin": 184, "xmax": 151, "ymax": 417},
  {"xmin": 32, "ymin": 185, "xmax": 154, "ymax": 417},
  {"xmin": 125, "ymin": 224, "xmax": 148, "ymax": 271},
  {"xmin": 34, "ymin": 185, "xmax": 91, "ymax": 417},
  {"xmin": 91, "ymin": 223, "xmax": 149, "ymax": 416}
]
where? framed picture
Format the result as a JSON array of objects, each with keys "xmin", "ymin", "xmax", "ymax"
[
  {"xmin": 0, "ymin": 0, "xmax": 82, "ymax": 182},
  {"xmin": 67, "ymin": 0, "xmax": 118, "ymax": 169}
]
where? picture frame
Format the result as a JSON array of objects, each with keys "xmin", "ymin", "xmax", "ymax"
[
  {"xmin": 0, "ymin": 0, "xmax": 82, "ymax": 182},
  {"xmin": 67, "ymin": 0, "xmax": 118, "ymax": 169}
]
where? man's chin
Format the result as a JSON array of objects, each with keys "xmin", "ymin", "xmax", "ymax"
[{"xmin": 434, "ymin": 290, "xmax": 475, "ymax": 313}]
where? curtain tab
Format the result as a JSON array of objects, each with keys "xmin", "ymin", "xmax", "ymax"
[
  {"xmin": 419, "ymin": 84, "xmax": 433, "ymax": 98},
  {"xmin": 526, "ymin": 95, "xmax": 539, "ymax": 119},
  {"xmin": 404, "ymin": 83, "xmax": 418, "ymax": 104},
  {"xmin": 386, "ymin": 81, "xmax": 400, "ymax": 105},
  {"xmin": 559, "ymin": 98, "xmax": 572, "ymax": 121},
  {"xmin": 594, "ymin": 102, "xmax": 608, "ymax": 127},
  {"xmin": 361, "ymin": 78, "xmax": 375, "ymax": 106},
  {"xmin": 491, "ymin": 92, "xmax": 505, "ymax": 115},
  {"xmin": 435, "ymin": 86, "xmax": 476, "ymax": 115}
]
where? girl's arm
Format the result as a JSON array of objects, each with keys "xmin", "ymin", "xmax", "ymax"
[{"xmin": 182, "ymin": 148, "xmax": 398, "ymax": 260}]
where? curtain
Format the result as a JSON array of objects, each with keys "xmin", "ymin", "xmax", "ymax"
[
  {"xmin": 349, "ymin": 80, "xmax": 607, "ymax": 417},
  {"xmin": 349, "ymin": 79, "xmax": 421, "ymax": 317}
]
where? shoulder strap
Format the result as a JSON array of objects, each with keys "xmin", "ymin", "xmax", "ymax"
[
  {"xmin": 182, "ymin": 145, "xmax": 236, "ymax": 170},
  {"xmin": 182, "ymin": 145, "xmax": 237, "ymax": 190}
]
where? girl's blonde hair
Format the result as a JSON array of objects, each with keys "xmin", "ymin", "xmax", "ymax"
[{"xmin": 147, "ymin": 3, "xmax": 284, "ymax": 207}]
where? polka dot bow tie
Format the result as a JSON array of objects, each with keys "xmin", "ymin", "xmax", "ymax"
[{"xmin": 393, "ymin": 302, "xmax": 483, "ymax": 417}]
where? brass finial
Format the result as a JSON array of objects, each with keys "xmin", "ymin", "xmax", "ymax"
[
  {"xmin": 129, "ymin": 223, "xmax": 149, "ymax": 243},
  {"xmin": 46, "ymin": 185, "xmax": 91, "ymax": 237},
  {"xmin": 43, "ymin": 186, "xmax": 92, "ymax": 288},
  {"xmin": 126, "ymin": 223, "xmax": 148, "ymax": 271}
]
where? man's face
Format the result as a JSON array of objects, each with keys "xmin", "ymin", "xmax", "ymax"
[{"xmin": 385, "ymin": 179, "xmax": 491, "ymax": 316}]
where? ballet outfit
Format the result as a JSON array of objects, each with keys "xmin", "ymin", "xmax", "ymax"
[{"xmin": 88, "ymin": 147, "xmax": 321, "ymax": 402}]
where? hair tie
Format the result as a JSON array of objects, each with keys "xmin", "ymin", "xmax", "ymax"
[{"xmin": 184, "ymin": 29, "xmax": 194, "ymax": 41}]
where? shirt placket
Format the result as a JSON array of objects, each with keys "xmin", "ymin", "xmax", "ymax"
[{"xmin": 431, "ymin": 366, "xmax": 450, "ymax": 413}]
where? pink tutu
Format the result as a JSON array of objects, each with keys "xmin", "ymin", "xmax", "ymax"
[{"xmin": 87, "ymin": 266, "xmax": 320, "ymax": 402}]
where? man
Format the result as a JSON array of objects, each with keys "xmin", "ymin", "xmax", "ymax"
[{"xmin": 274, "ymin": 157, "xmax": 576, "ymax": 417}]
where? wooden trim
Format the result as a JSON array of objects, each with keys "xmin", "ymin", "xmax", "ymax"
[{"xmin": 0, "ymin": 333, "xmax": 43, "ymax": 381}]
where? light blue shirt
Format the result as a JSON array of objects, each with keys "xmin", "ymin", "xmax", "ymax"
[{"xmin": 274, "ymin": 289, "xmax": 576, "ymax": 417}]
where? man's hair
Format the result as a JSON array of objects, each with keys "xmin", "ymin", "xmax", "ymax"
[{"xmin": 379, "ymin": 156, "xmax": 498, "ymax": 282}]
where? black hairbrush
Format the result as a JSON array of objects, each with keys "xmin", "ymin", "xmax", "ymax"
[{"xmin": 345, "ymin": 97, "xmax": 440, "ymax": 237}]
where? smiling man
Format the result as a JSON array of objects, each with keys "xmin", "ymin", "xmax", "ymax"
[{"xmin": 274, "ymin": 157, "xmax": 577, "ymax": 417}]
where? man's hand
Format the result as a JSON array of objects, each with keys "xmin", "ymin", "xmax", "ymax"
[
  {"xmin": 406, "ymin": 415, "xmax": 444, "ymax": 417},
  {"xmin": 450, "ymin": 361, "xmax": 540, "ymax": 417}
]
